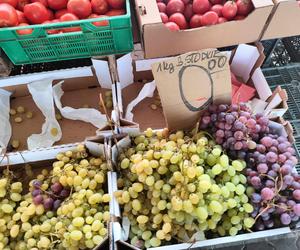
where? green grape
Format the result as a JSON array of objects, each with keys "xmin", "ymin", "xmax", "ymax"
[
  {"xmin": 229, "ymin": 227, "xmax": 238, "ymax": 236},
  {"xmin": 196, "ymin": 207, "xmax": 208, "ymax": 221},
  {"xmin": 232, "ymin": 160, "xmax": 244, "ymax": 171},
  {"xmin": 212, "ymin": 164, "xmax": 222, "ymax": 175}
]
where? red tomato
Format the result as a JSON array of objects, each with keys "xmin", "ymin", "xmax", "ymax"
[
  {"xmin": 211, "ymin": 4, "xmax": 223, "ymax": 17},
  {"xmin": 218, "ymin": 16, "xmax": 227, "ymax": 23},
  {"xmin": 43, "ymin": 19, "xmax": 61, "ymax": 34},
  {"xmin": 157, "ymin": 2, "xmax": 166, "ymax": 13},
  {"xmin": 107, "ymin": 0, "xmax": 125, "ymax": 10},
  {"xmin": 169, "ymin": 12, "xmax": 187, "ymax": 29},
  {"xmin": 201, "ymin": 11, "xmax": 218, "ymax": 26},
  {"xmin": 160, "ymin": 12, "xmax": 168, "ymax": 23},
  {"xmin": 16, "ymin": 0, "xmax": 30, "ymax": 11},
  {"xmin": 91, "ymin": 0, "xmax": 109, "ymax": 15},
  {"xmin": 166, "ymin": 0, "xmax": 184, "ymax": 15},
  {"xmin": 181, "ymin": 0, "xmax": 190, "ymax": 4},
  {"xmin": 55, "ymin": 8, "xmax": 68, "ymax": 19},
  {"xmin": 209, "ymin": 0, "xmax": 223, "ymax": 4},
  {"xmin": 189, "ymin": 14, "xmax": 202, "ymax": 28},
  {"xmin": 89, "ymin": 13, "xmax": 109, "ymax": 26},
  {"xmin": 16, "ymin": 22, "xmax": 32, "ymax": 34},
  {"xmin": 31, "ymin": 0, "xmax": 48, "ymax": 7},
  {"xmin": 222, "ymin": 1, "xmax": 237, "ymax": 20},
  {"xmin": 24, "ymin": 2, "xmax": 49, "ymax": 24},
  {"xmin": 0, "ymin": 0, "xmax": 17, "ymax": 7},
  {"xmin": 234, "ymin": 15, "xmax": 245, "ymax": 20},
  {"xmin": 106, "ymin": 9, "xmax": 125, "ymax": 16},
  {"xmin": 47, "ymin": 9, "xmax": 54, "ymax": 20},
  {"xmin": 184, "ymin": 3, "xmax": 193, "ymax": 21},
  {"xmin": 164, "ymin": 21, "xmax": 179, "ymax": 31},
  {"xmin": 67, "ymin": 0, "xmax": 92, "ymax": 19},
  {"xmin": 16, "ymin": 9, "xmax": 27, "ymax": 22},
  {"xmin": 193, "ymin": 0, "xmax": 211, "ymax": 15},
  {"xmin": 48, "ymin": 0, "xmax": 68, "ymax": 10},
  {"xmin": 236, "ymin": 0, "xmax": 253, "ymax": 16},
  {"xmin": 0, "ymin": 3, "xmax": 18, "ymax": 27},
  {"xmin": 60, "ymin": 13, "xmax": 81, "ymax": 32}
]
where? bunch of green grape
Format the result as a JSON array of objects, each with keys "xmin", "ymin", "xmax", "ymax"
[
  {"xmin": 0, "ymin": 145, "xmax": 110, "ymax": 250},
  {"xmin": 115, "ymin": 128, "xmax": 255, "ymax": 248}
]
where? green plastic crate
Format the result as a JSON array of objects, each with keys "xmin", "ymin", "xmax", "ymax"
[{"xmin": 0, "ymin": 0, "xmax": 133, "ymax": 65}]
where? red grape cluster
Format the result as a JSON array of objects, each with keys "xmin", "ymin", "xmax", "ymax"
[
  {"xmin": 31, "ymin": 180, "xmax": 70, "ymax": 211},
  {"xmin": 246, "ymin": 135, "xmax": 300, "ymax": 229},
  {"xmin": 200, "ymin": 103, "xmax": 300, "ymax": 229},
  {"xmin": 200, "ymin": 103, "xmax": 269, "ymax": 159}
]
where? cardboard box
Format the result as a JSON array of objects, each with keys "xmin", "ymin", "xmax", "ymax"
[
  {"xmin": 262, "ymin": 0, "xmax": 300, "ymax": 40},
  {"xmin": 0, "ymin": 67, "xmax": 114, "ymax": 154},
  {"xmin": 0, "ymin": 140, "xmax": 112, "ymax": 250},
  {"xmin": 134, "ymin": 0, "xmax": 274, "ymax": 58}
]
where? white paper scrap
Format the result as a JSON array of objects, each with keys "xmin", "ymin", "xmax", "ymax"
[
  {"xmin": 265, "ymin": 93, "xmax": 283, "ymax": 113},
  {"xmin": 252, "ymin": 68, "xmax": 272, "ymax": 101},
  {"xmin": 117, "ymin": 53, "xmax": 134, "ymax": 89},
  {"xmin": 125, "ymin": 80, "xmax": 156, "ymax": 121},
  {"xmin": 53, "ymin": 81, "xmax": 107, "ymax": 128},
  {"xmin": 249, "ymin": 98, "xmax": 268, "ymax": 114},
  {"xmin": 231, "ymin": 44, "xmax": 260, "ymax": 82},
  {"xmin": 92, "ymin": 59, "xmax": 112, "ymax": 89},
  {"xmin": 27, "ymin": 79, "xmax": 62, "ymax": 150},
  {"xmin": 0, "ymin": 89, "xmax": 12, "ymax": 153}
]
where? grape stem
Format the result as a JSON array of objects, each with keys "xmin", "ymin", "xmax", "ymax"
[
  {"xmin": 259, "ymin": 173, "xmax": 276, "ymax": 182},
  {"xmin": 254, "ymin": 205, "xmax": 271, "ymax": 223}
]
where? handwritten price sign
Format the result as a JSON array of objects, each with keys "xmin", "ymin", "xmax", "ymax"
[{"xmin": 152, "ymin": 49, "xmax": 232, "ymax": 131}]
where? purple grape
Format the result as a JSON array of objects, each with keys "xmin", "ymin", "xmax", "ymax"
[
  {"xmin": 51, "ymin": 182, "xmax": 63, "ymax": 194},
  {"xmin": 283, "ymin": 175, "xmax": 294, "ymax": 185},
  {"xmin": 43, "ymin": 198, "xmax": 54, "ymax": 210},
  {"xmin": 283, "ymin": 152, "xmax": 292, "ymax": 159},
  {"xmin": 202, "ymin": 116, "xmax": 211, "ymax": 125},
  {"xmin": 276, "ymin": 203, "xmax": 287, "ymax": 214},
  {"xmin": 292, "ymin": 182, "xmax": 300, "ymax": 189},
  {"xmin": 287, "ymin": 200, "xmax": 296, "ymax": 208},
  {"xmin": 255, "ymin": 221, "xmax": 265, "ymax": 231},
  {"xmin": 287, "ymin": 147, "xmax": 296, "ymax": 155},
  {"xmin": 271, "ymin": 163, "xmax": 280, "ymax": 172},
  {"xmin": 246, "ymin": 118, "xmax": 256, "ymax": 128},
  {"xmin": 60, "ymin": 189, "xmax": 70, "ymax": 198},
  {"xmin": 261, "ymin": 188, "xmax": 275, "ymax": 201},
  {"xmin": 255, "ymin": 124, "xmax": 261, "ymax": 133},
  {"xmin": 266, "ymin": 152, "xmax": 278, "ymax": 163},
  {"xmin": 216, "ymin": 130, "xmax": 225, "ymax": 138},
  {"xmin": 32, "ymin": 180, "xmax": 42, "ymax": 188},
  {"xmin": 261, "ymin": 214, "xmax": 270, "ymax": 221},
  {"xmin": 53, "ymin": 200, "xmax": 62, "ymax": 210},
  {"xmin": 278, "ymin": 136, "xmax": 287, "ymax": 143},
  {"xmin": 234, "ymin": 141, "xmax": 243, "ymax": 150},
  {"xmin": 260, "ymin": 136, "xmax": 273, "ymax": 148},
  {"xmin": 216, "ymin": 137, "xmax": 223, "ymax": 145},
  {"xmin": 251, "ymin": 193, "xmax": 262, "ymax": 203},
  {"xmin": 218, "ymin": 112, "xmax": 226, "ymax": 121},
  {"xmin": 217, "ymin": 122, "xmax": 225, "ymax": 130},
  {"xmin": 269, "ymin": 146, "xmax": 278, "ymax": 154},
  {"xmin": 258, "ymin": 117, "xmax": 269, "ymax": 126},
  {"xmin": 31, "ymin": 189, "xmax": 42, "ymax": 197},
  {"xmin": 224, "ymin": 131, "xmax": 233, "ymax": 137},
  {"xmin": 238, "ymin": 116, "xmax": 247, "ymax": 124},
  {"xmin": 225, "ymin": 114, "xmax": 235, "ymax": 124},
  {"xmin": 234, "ymin": 121, "xmax": 244, "ymax": 130},
  {"xmin": 264, "ymin": 219, "xmax": 274, "ymax": 228},
  {"xmin": 281, "ymin": 165, "xmax": 292, "ymax": 175},
  {"xmin": 268, "ymin": 170, "xmax": 277, "ymax": 178},
  {"xmin": 234, "ymin": 131, "xmax": 243, "ymax": 140},
  {"xmin": 249, "ymin": 171, "xmax": 258, "ymax": 177},
  {"xmin": 290, "ymin": 156, "xmax": 299, "ymax": 165},
  {"xmin": 293, "ymin": 204, "xmax": 300, "ymax": 216},
  {"xmin": 265, "ymin": 180, "xmax": 275, "ymax": 188},
  {"xmin": 258, "ymin": 154, "xmax": 266, "ymax": 163},
  {"xmin": 293, "ymin": 190, "xmax": 300, "ymax": 201},
  {"xmin": 33, "ymin": 195, "xmax": 43, "ymax": 205},
  {"xmin": 218, "ymin": 104, "xmax": 227, "ymax": 112},
  {"xmin": 237, "ymin": 151, "xmax": 246, "ymax": 159},
  {"xmin": 224, "ymin": 123, "xmax": 232, "ymax": 130},
  {"xmin": 240, "ymin": 111, "xmax": 250, "ymax": 118},
  {"xmin": 280, "ymin": 213, "xmax": 291, "ymax": 225},
  {"xmin": 257, "ymin": 163, "xmax": 268, "ymax": 174},
  {"xmin": 278, "ymin": 143, "xmax": 287, "ymax": 153},
  {"xmin": 257, "ymin": 144, "xmax": 266, "ymax": 153}
]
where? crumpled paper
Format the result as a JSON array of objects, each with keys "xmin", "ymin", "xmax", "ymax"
[
  {"xmin": 27, "ymin": 79, "xmax": 62, "ymax": 150},
  {"xmin": 0, "ymin": 89, "xmax": 12, "ymax": 153},
  {"xmin": 125, "ymin": 80, "xmax": 156, "ymax": 121},
  {"xmin": 53, "ymin": 81, "xmax": 107, "ymax": 128}
]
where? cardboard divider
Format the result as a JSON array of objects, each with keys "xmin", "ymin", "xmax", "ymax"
[
  {"xmin": 262, "ymin": 0, "xmax": 300, "ymax": 40},
  {"xmin": 134, "ymin": 0, "xmax": 274, "ymax": 59}
]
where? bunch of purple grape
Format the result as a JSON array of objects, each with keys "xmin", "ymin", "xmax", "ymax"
[
  {"xmin": 246, "ymin": 134, "xmax": 300, "ymax": 229},
  {"xmin": 31, "ymin": 180, "xmax": 70, "ymax": 210},
  {"xmin": 200, "ymin": 103, "xmax": 270, "ymax": 159}
]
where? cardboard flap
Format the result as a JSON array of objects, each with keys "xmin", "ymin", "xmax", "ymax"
[
  {"xmin": 152, "ymin": 49, "xmax": 231, "ymax": 131},
  {"xmin": 135, "ymin": 0, "xmax": 161, "ymax": 26}
]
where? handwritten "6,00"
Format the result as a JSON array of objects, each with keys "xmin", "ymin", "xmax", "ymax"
[{"xmin": 156, "ymin": 51, "xmax": 227, "ymax": 74}]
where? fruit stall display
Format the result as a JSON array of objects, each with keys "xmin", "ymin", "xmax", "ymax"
[{"xmin": 0, "ymin": 0, "xmax": 133, "ymax": 65}]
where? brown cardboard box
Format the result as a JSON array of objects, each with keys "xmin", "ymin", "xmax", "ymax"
[
  {"xmin": 134, "ymin": 0, "xmax": 274, "ymax": 59},
  {"xmin": 2, "ymin": 71, "xmax": 112, "ymax": 152},
  {"xmin": 262, "ymin": 0, "xmax": 300, "ymax": 40}
]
